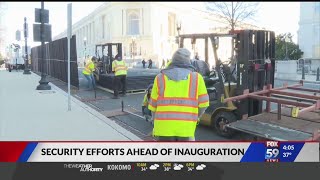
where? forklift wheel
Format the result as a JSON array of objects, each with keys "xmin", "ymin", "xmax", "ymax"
[{"xmin": 213, "ymin": 111, "xmax": 237, "ymax": 138}]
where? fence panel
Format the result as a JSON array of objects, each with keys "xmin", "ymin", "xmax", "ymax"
[{"xmin": 31, "ymin": 35, "xmax": 79, "ymax": 88}]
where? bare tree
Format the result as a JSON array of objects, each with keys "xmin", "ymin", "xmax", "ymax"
[
  {"xmin": 205, "ymin": 2, "xmax": 259, "ymax": 32},
  {"xmin": 206, "ymin": 2, "xmax": 259, "ymax": 60}
]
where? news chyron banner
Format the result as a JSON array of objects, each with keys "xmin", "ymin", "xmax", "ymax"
[{"xmin": 0, "ymin": 142, "xmax": 318, "ymax": 162}]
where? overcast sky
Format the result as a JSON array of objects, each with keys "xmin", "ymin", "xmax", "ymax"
[{"xmin": 2, "ymin": 2, "xmax": 300, "ymax": 48}]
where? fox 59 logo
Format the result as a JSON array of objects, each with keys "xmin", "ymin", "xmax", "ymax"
[{"xmin": 265, "ymin": 141, "xmax": 280, "ymax": 162}]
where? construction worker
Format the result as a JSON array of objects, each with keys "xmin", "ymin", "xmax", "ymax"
[
  {"xmin": 82, "ymin": 56, "xmax": 97, "ymax": 90},
  {"xmin": 165, "ymin": 59, "xmax": 172, "ymax": 68},
  {"xmin": 148, "ymin": 48, "xmax": 209, "ymax": 141},
  {"xmin": 148, "ymin": 59, "xmax": 153, "ymax": 69},
  {"xmin": 142, "ymin": 84, "xmax": 153, "ymax": 122},
  {"xmin": 112, "ymin": 54, "xmax": 128, "ymax": 99},
  {"xmin": 142, "ymin": 59, "xmax": 146, "ymax": 68}
]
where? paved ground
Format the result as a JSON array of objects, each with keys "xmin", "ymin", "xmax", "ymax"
[
  {"xmin": 275, "ymin": 74, "xmax": 320, "ymax": 84},
  {"xmin": 30, "ymin": 67, "xmax": 320, "ymax": 141},
  {"xmin": 275, "ymin": 78, "xmax": 320, "ymax": 89},
  {"xmin": 0, "ymin": 68, "xmax": 141, "ymax": 141},
  {"xmin": 45, "ymin": 68, "xmax": 233, "ymax": 141}
]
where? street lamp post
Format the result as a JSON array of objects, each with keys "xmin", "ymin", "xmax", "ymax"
[
  {"xmin": 176, "ymin": 21, "xmax": 182, "ymax": 46},
  {"xmin": 302, "ymin": 58, "xmax": 305, "ymax": 80},
  {"xmin": 23, "ymin": 17, "xmax": 31, "ymax": 74},
  {"xmin": 177, "ymin": 21, "xmax": 181, "ymax": 35},
  {"xmin": 131, "ymin": 36, "xmax": 136, "ymax": 61},
  {"xmin": 284, "ymin": 34, "xmax": 290, "ymax": 60},
  {"xmin": 36, "ymin": 1, "xmax": 51, "ymax": 90},
  {"xmin": 281, "ymin": 33, "xmax": 292, "ymax": 60},
  {"xmin": 14, "ymin": 30, "xmax": 21, "ymax": 72}
]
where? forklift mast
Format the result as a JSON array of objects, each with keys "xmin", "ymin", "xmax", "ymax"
[
  {"xmin": 178, "ymin": 30, "xmax": 275, "ymax": 118},
  {"xmin": 234, "ymin": 30, "xmax": 275, "ymax": 117}
]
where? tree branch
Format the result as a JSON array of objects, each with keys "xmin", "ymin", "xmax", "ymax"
[
  {"xmin": 209, "ymin": 2, "xmax": 233, "ymax": 27},
  {"xmin": 234, "ymin": 3, "xmax": 258, "ymax": 26},
  {"xmin": 234, "ymin": 2, "xmax": 242, "ymax": 12},
  {"xmin": 206, "ymin": 2, "xmax": 259, "ymax": 30},
  {"xmin": 237, "ymin": 10, "xmax": 255, "ymax": 24},
  {"xmin": 234, "ymin": 5, "xmax": 248, "ymax": 25}
]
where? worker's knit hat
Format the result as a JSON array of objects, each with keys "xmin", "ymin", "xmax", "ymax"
[
  {"xmin": 172, "ymin": 48, "xmax": 191, "ymax": 65},
  {"xmin": 91, "ymin": 56, "xmax": 98, "ymax": 62}
]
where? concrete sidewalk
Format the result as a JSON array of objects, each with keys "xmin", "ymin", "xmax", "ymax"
[
  {"xmin": 275, "ymin": 73, "xmax": 320, "ymax": 84},
  {"xmin": 0, "ymin": 69, "xmax": 141, "ymax": 141}
]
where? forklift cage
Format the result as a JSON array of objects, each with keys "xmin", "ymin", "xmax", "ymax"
[{"xmin": 95, "ymin": 43, "xmax": 122, "ymax": 74}]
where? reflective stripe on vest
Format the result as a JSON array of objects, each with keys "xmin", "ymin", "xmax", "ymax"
[
  {"xmin": 155, "ymin": 112, "xmax": 198, "ymax": 121},
  {"xmin": 155, "ymin": 72, "xmax": 199, "ymax": 122},
  {"xmin": 157, "ymin": 73, "xmax": 165, "ymax": 97},
  {"xmin": 114, "ymin": 60, "xmax": 127, "ymax": 76},
  {"xmin": 189, "ymin": 72, "xmax": 198, "ymax": 99},
  {"xmin": 149, "ymin": 97, "xmax": 157, "ymax": 108},
  {"xmin": 156, "ymin": 98, "xmax": 198, "ymax": 108},
  {"xmin": 153, "ymin": 72, "xmax": 199, "ymax": 137},
  {"xmin": 198, "ymin": 93, "xmax": 209, "ymax": 104}
]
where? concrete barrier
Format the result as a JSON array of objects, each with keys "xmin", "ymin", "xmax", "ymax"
[{"xmin": 275, "ymin": 60, "xmax": 298, "ymax": 80}]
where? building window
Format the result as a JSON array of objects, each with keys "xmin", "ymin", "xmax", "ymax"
[
  {"xmin": 130, "ymin": 42, "xmax": 137, "ymax": 56},
  {"xmin": 127, "ymin": 11, "xmax": 140, "ymax": 35}
]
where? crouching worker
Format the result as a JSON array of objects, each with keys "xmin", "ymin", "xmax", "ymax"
[
  {"xmin": 82, "ymin": 56, "xmax": 97, "ymax": 90},
  {"xmin": 142, "ymin": 84, "xmax": 153, "ymax": 122}
]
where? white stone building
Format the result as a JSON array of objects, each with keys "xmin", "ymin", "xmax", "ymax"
[
  {"xmin": 298, "ymin": 2, "xmax": 320, "ymax": 59},
  {"xmin": 0, "ymin": 2, "xmax": 8, "ymax": 56},
  {"xmin": 54, "ymin": 2, "xmax": 261, "ymax": 67}
]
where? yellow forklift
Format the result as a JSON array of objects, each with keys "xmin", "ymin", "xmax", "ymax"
[{"xmin": 178, "ymin": 30, "xmax": 276, "ymax": 138}]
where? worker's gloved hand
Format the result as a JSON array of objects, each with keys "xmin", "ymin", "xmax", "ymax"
[{"xmin": 197, "ymin": 118, "xmax": 200, "ymax": 125}]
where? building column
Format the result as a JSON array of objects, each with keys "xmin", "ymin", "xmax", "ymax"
[
  {"xmin": 92, "ymin": 22, "xmax": 94, "ymax": 44},
  {"xmin": 123, "ymin": 9, "xmax": 126, "ymax": 36},
  {"xmin": 140, "ymin": 8, "xmax": 143, "ymax": 35}
]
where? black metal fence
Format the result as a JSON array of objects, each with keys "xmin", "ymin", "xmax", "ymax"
[{"xmin": 31, "ymin": 35, "xmax": 79, "ymax": 88}]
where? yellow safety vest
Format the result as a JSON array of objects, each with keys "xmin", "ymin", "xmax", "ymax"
[
  {"xmin": 148, "ymin": 72, "xmax": 209, "ymax": 137},
  {"xmin": 82, "ymin": 61, "xmax": 95, "ymax": 75},
  {"xmin": 165, "ymin": 60, "xmax": 172, "ymax": 68},
  {"xmin": 142, "ymin": 94, "xmax": 149, "ymax": 106},
  {"xmin": 112, "ymin": 60, "xmax": 128, "ymax": 76}
]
